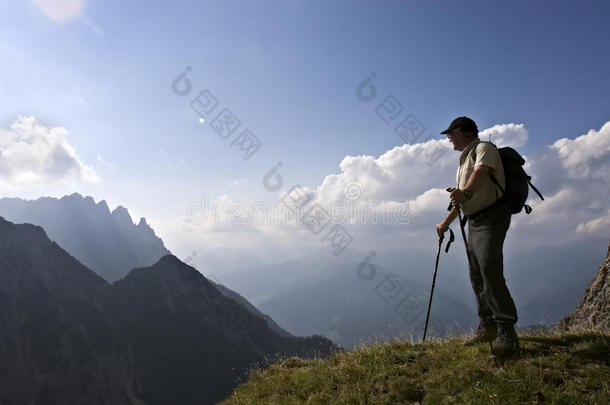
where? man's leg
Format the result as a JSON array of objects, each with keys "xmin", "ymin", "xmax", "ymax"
[
  {"xmin": 462, "ymin": 211, "xmax": 502, "ymax": 347},
  {"xmin": 468, "ymin": 204, "xmax": 520, "ymax": 356},
  {"xmin": 466, "ymin": 236, "xmax": 495, "ymax": 327},
  {"xmin": 468, "ymin": 205, "xmax": 517, "ymax": 326},
  {"xmin": 462, "ymin": 236, "xmax": 497, "ymax": 346}
]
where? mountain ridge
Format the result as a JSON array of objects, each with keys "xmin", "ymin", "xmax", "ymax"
[
  {"xmin": 0, "ymin": 193, "xmax": 171, "ymax": 282},
  {"xmin": 0, "ymin": 216, "xmax": 338, "ymax": 404}
]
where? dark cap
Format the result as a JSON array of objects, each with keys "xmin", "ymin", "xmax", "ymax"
[{"xmin": 440, "ymin": 116, "xmax": 478, "ymax": 135}]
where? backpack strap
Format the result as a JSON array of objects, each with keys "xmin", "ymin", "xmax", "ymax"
[
  {"xmin": 471, "ymin": 141, "xmax": 504, "ymax": 200},
  {"xmin": 526, "ymin": 176, "xmax": 545, "ymax": 200}
]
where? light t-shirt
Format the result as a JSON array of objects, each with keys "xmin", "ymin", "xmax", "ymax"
[{"xmin": 456, "ymin": 139, "xmax": 505, "ymax": 216}]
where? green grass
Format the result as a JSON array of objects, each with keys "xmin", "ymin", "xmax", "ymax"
[{"xmin": 220, "ymin": 329, "xmax": 610, "ymax": 404}]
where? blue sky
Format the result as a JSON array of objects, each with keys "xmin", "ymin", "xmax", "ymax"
[{"xmin": 1, "ymin": 0, "xmax": 609, "ymax": 257}]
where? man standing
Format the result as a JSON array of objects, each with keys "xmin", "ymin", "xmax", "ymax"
[{"xmin": 436, "ymin": 116, "xmax": 519, "ymax": 357}]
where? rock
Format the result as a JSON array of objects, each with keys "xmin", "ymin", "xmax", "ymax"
[{"xmin": 560, "ymin": 242, "xmax": 609, "ymax": 332}]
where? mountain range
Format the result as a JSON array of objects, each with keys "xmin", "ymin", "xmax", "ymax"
[
  {"xmin": 0, "ymin": 216, "xmax": 337, "ymax": 404},
  {"xmin": 215, "ymin": 236, "xmax": 607, "ymax": 347},
  {"xmin": 3, "ymin": 193, "xmax": 603, "ymax": 350},
  {"xmin": 0, "ymin": 193, "xmax": 170, "ymax": 282}
]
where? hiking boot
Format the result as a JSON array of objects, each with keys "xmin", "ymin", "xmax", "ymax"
[
  {"xmin": 491, "ymin": 323, "xmax": 520, "ymax": 358},
  {"xmin": 463, "ymin": 323, "xmax": 497, "ymax": 346}
]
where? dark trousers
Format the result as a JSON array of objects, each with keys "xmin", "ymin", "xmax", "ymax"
[{"xmin": 466, "ymin": 202, "xmax": 518, "ymax": 327}]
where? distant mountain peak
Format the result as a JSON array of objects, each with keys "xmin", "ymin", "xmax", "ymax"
[
  {"xmin": 0, "ymin": 215, "xmax": 48, "ymax": 241},
  {"xmin": 111, "ymin": 205, "xmax": 133, "ymax": 225},
  {"xmin": 155, "ymin": 254, "xmax": 183, "ymax": 267},
  {"xmin": 61, "ymin": 192, "xmax": 89, "ymax": 202},
  {"xmin": 59, "ymin": 193, "xmax": 109, "ymax": 212},
  {"xmin": 123, "ymin": 254, "xmax": 209, "ymax": 288},
  {"xmin": 112, "ymin": 204, "xmax": 128, "ymax": 213},
  {"xmin": 0, "ymin": 215, "xmax": 107, "ymax": 292},
  {"xmin": 0, "ymin": 194, "xmax": 171, "ymax": 282},
  {"xmin": 60, "ymin": 192, "xmax": 82, "ymax": 199}
]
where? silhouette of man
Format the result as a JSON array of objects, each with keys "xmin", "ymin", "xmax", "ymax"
[{"xmin": 436, "ymin": 116, "xmax": 519, "ymax": 357}]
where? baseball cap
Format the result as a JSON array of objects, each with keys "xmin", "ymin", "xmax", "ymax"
[{"xmin": 440, "ymin": 116, "xmax": 478, "ymax": 135}]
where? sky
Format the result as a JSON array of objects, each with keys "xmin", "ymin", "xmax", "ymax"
[{"xmin": 0, "ymin": 0, "xmax": 609, "ymax": 262}]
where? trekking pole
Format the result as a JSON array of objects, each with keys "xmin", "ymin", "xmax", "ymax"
[
  {"xmin": 423, "ymin": 228, "xmax": 454, "ymax": 342},
  {"xmin": 456, "ymin": 210, "xmax": 472, "ymax": 265},
  {"xmin": 445, "ymin": 188, "xmax": 473, "ymax": 267},
  {"xmin": 423, "ymin": 233, "xmax": 443, "ymax": 342}
]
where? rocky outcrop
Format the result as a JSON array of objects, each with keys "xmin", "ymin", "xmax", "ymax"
[
  {"xmin": 560, "ymin": 242, "xmax": 610, "ymax": 332},
  {"xmin": 0, "ymin": 216, "xmax": 338, "ymax": 405}
]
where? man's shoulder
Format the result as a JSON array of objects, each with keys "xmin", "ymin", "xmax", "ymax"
[
  {"xmin": 476, "ymin": 141, "xmax": 498, "ymax": 152},
  {"xmin": 472, "ymin": 141, "xmax": 502, "ymax": 171},
  {"xmin": 474, "ymin": 141, "xmax": 501, "ymax": 161}
]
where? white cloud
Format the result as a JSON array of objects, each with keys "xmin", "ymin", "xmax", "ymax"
[
  {"xmin": 512, "ymin": 120, "xmax": 610, "ymax": 246},
  {"xmin": 0, "ymin": 116, "xmax": 99, "ymax": 191},
  {"xmin": 550, "ymin": 120, "xmax": 610, "ymax": 180},
  {"xmin": 408, "ymin": 188, "xmax": 449, "ymax": 215},
  {"xmin": 576, "ymin": 209, "xmax": 610, "ymax": 236},
  {"xmin": 479, "ymin": 123, "xmax": 528, "ymax": 148},
  {"xmin": 317, "ymin": 139, "xmax": 455, "ymax": 203}
]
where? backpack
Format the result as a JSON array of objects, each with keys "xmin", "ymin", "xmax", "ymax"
[{"xmin": 475, "ymin": 141, "xmax": 544, "ymax": 214}]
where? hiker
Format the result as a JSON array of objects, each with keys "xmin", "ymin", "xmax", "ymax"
[{"xmin": 435, "ymin": 116, "xmax": 520, "ymax": 357}]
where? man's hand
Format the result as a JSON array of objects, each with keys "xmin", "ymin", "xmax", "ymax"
[
  {"xmin": 447, "ymin": 187, "xmax": 466, "ymax": 207},
  {"xmin": 437, "ymin": 194, "xmax": 459, "ymax": 237},
  {"xmin": 436, "ymin": 222, "xmax": 449, "ymax": 238}
]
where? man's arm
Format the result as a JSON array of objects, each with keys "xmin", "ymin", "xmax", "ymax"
[
  {"xmin": 438, "ymin": 164, "xmax": 492, "ymax": 237},
  {"xmin": 436, "ymin": 205, "xmax": 459, "ymax": 237},
  {"xmin": 463, "ymin": 164, "xmax": 493, "ymax": 193},
  {"xmin": 449, "ymin": 164, "xmax": 492, "ymax": 205}
]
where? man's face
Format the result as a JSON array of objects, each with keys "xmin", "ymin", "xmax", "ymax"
[{"xmin": 446, "ymin": 128, "xmax": 472, "ymax": 151}]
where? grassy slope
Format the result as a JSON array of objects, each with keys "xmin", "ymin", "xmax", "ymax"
[{"xmin": 221, "ymin": 329, "xmax": 609, "ymax": 404}]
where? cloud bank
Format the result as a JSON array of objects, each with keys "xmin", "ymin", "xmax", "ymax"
[
  {"xmin": 515, "ymin": 120, "xmax": 610, "ymax": 245},
  {"xmin": 0, "ymin": 116, "xmax": 99, "ymax": 191},
  {"xmin": 164, "ymin": 120, "xmax": 608, "ymax": 259}
]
